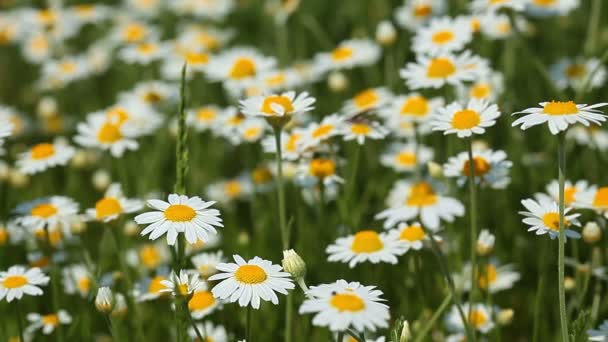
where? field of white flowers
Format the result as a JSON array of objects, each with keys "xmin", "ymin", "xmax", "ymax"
[{"xmin": 1, "ymin": 0, "xmax": 608, "ymax": 341}]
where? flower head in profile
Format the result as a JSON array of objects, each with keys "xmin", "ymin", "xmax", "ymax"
[
  {"xmin": 95, "ymin": 287, "xmax": 114, "ymax": 313},
  {"xmin": 135, "ymin": 194, "xmax": 223, "ymax": 246},
  {"xmin": 209, "ymin": 255, "xmax": 294, "ymax": 309},
  {"xmin": 341, "ymin": 120, "xmax": 389, "ymax": 145},
  {"xmin": 160, "ymin": 270, "xmax": 205, "ymax": 297},
  {"xmin": 342, "ymin": 87, "xmax": 392, "ymax": 117},
  {"xmin": 519, "ymin": 195, "xmax": 581, "ymax": 240},
  {"xmin": 17, "ymin": 139, "xmax": 75, "ymax": 174},
  {"xmin": 315, "ymin": 39, "xmax": 380, "ymax": 72},
  {"xmin": 400, "ymin": 51, "xmax": 481, "ymax": 89},
  {"xmin": 388, "ymin": 222, "xmax": 432, "ymax": 252},
  {"xmin": 0, "ymin": 265, "xmax": 49, "ymax": 302},
  {"xmin": 326, "ymin": 230, "xmax": 405, "ymax": 268},
  {"xmin": 299, "ymin": 279, "xmax": 390, "ymax": 332},
  {"xmin": 380, "ymin": 142, "xmax": 434, "ymax": 173},
  {"xmin": 188, "ymin": 282, "xmax": 221, "ymax": 319},
  {"xmin": 512, "ymin": 101, "xmax": 607, "ymax": 135},
  {"xmin": 16, "ymin": 196, "xmax": 79, "ymax": 234},
  {"xmin": 459, "ymin": 262, "xmax": 521, "ymax": 294},
  {"xmin": 26, "ymin": 310, "xmax": 72, "ymax": 335},
  {"xmin": 240, "ymin": 91, "xmax": 315, "ymax": 128},
  {"xmin": 443, "ymin": 149, "xmax": 512, "ymax": 189},
  {"xmin": 86, "ymin": 183, "xmax": 142, "ymax": 222},
  {"xmin": 432, "ymin": 99, "xmax": 500, "ymax": 138},
  {"xmin": 445, "ymin": 302, "xmax": 494, "ymax": 333},
  {"xmin": 576, "ymin": 185, "xmax": 608, "ymax": 213}
]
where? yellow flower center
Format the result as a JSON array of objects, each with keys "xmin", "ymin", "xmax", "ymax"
[
  {"xmin": 197, "ymin": 109, "xmax": 217, "ymax": 122},
  {"xmin": 185, "ymin": 51, "xmax": 209, "ymax": 65},
  {"xmin": 148, "ymin": 276, "xmax": 168, "ymax": 294},
  {"xmin": 196, "ymin": 33, "xmax": 219, "ymax": 50},
  {"xmin": 265, "ymin": 73, "xmax": 286, "ymax": 87},
  {"xmin": 229, "ymin": 58, "xmax": 256, "ymax": 80},
  {"xmin": 312, "ymin": 124, "xmax": 334, "ymax": 139},
  {"xmin": 462, "ymin": 156, "xmax": 491, "ymax": 177},
  {"xmin": 188, "ymin": 291, "xmax": 216, "ymax": 311},
  {"xmin": 470, "ymin": 83, "xmax": 491, "ymax": 99},
  {"xmin": 543, "ymin": 101, "xmax": 578, "ymax": 115},
  {"xmin": 261, "ymin": 95, "xmax": 294, "ymax": 115},
  {"xmin": 330, "ymin": 293, "xmax": 365, "ymax": 312},
  {"xmin": 140, "ymin": 245, "xmax": 161, "ymax": 269},
  {"xmin": 243, "ymin": 127, "xmax": 262, "ymax": 139},
  {"xmin": 123, "ymin": 24, "xmax": 146, "ymax": 43},
  {"xmin": 144, "ymin": 91, "xmax": 162, "ymax": 103},
  {"xmin": 566, "ymin": 64, "xmax": 585, "ymax": 78},
  {"xmin": 468, "ymin": 310, "xmax": 488, "ymax": 328},
  {"xmin": 533, "ymin": 0, "xmax": 556, "ymax": 6},
  {"xmin": 37, "ymin": 9, "xmax": 57, "ymax": 25},
  {"xmin": 477, "ymin": 264, "xmax": 498, "ymax": 289},
  {"xmin": 413, "ymin": 4, "xmax": 432, "ymax": 17},
  {"xmin": 235, "ymin": 265, "xmax": 267, "ymax": 284},
  {"xmin": 164, "ymin": 205, "xmax": 196, "ymax": 222},
  {"xmin": 427, "ymin": 58, "xmax": 456, "ymax": 78},
  {"xmin": 2, "ymin": 275, "xmax": 28, "ymax": 289},
  {"xmin": 286, "ymin": 133, "xmax": 300, "ymax": 152},
  {"xmin": 592, "ymin": 187, "xmax": 608, "ymax": 208},
  {"xmin": 451, "ymin": 109, "xmax": 481, "ymax": 130},
  {"xmin": 331, "ymin": 47, "xmax": 353, "ymax": 62},
  {"xmin": 406, "ymin": 182, "xmax": 438, "ymax": 207},
  {"xmin": 351, "ymin": 230, "xmax": 384, "ymax": 253},
  {"xmin": 225, "ymin": 180, "xmax": 243, "ymax": 196},
  {"xmin": 252, "ymin": 167, "xmax": 273, "ymax": 184},
  {"xmin": 431, "ymin": 30, "xmax": 454, "ymax": 44},
  {"xmin": 399, "ymin": 225, "xmax": 425, "ymax": 242},
  {"xmin": 78, "ymin": 277, "xmax": 91, "ymax": 293},
  {"xmin": 107, "ymin": 108, "xmax": 130, "ymax": 126},
  {"xmin": 178, "ymin": 283, "xmax": 189, "ymax": 295},
  {"xmin": 137, "ymin": 43, "xmax": 157, "ymax": 54},
  {"xmin": 95, "ymin": 197, "xmax": 123, "ymax": 219},
  {"xmin": 41, "ymin": 314, "xmax": 59, "ymax": 326},
  {"xmin": 0, "ymin": 229, "xmax": 8, "ymax": 245},
  {"xmin": 31, "ymin": 203, "xmax": 58, "ymax": 218},
  {"xmin": 542, "ymin": 212, "xmax": 569, "ymax": 231},
  {"xmin": 400, "ymin": 96, "xmax": 429, "ymax": 116},
  {"xmin": 309, "ymin": 158, "xmax": 336, "ymax": 179},
  {"xmin": 59, "ymin": 62, "xmax": 76, "ymax": 74},
  {"xmin": 97, "ymin": 123, "xmax": 123, "ymax": 143},
  {"xmin": 564, "ymin": 187, "xmax": 576, "ymax": 205},
  {"xmin": 351, "ymin": 123, "xmax": 371, "ymax": 135},
  {"xmin": 396, "ymin": 152, "xmax": 417, "ymax": 166},
  {"xmin": 31, "ymin": 143, "xmax": 56, "ymax": 160},
  {"xmin": 353, "ymin": 89, "xmax": 379, "ymax": 110}
]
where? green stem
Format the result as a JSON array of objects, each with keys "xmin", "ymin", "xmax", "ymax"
[
  {"xmin": 584, "ymin": 0, "xmax": 602, "ymax": 56},
  {"xmin": 557, "ymin": 132, "xmax": 568, "ymax": 342},
  {"xmin": 175, "ymin": 62, "xmax": 189, "ymax": 195},
  {"xmin": 274, "ymin": 127, "xmax": 289, "ymax": 249},
  {"xmin": 466, "ymin": 139, "xmax": 478, "ymax": 320},
  {"xmin": 532, "ymin": 240, "xmax": 548, "ymax": 342},
  {"xmin": 15, "ymin": 300, "xmax": 25, "ymax": 342},
  {"xmin": 285, "ymin": 293, "xmax": 293, "ymax": 342},
  {"xmin": 247, "ymin": 305, "xmax": 253, "ymax": 342},
  {"xmin": 414, "ymin": 292, "xmax": 453, "ymax": 342},
  {"xmin": 186, "ymin": 302, "xmax": 205, "ymax": 341},
  {"xmin": 336, "ymin": 331, "xmax": 344, "ymax": 342}
]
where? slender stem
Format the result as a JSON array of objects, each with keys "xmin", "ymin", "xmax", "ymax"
[
  {"xmin": 414, "ymin": 292, "xmax": 453, "ymax": 342},
  {"xmin": 174, "ymin": 63, "xmax": 189, "ymax": 196},
  {"xmin": 274, "ymin": 127, "xmax": 288, "ymax": 249},
  {"xmin": 466, "ymin": 139, "xmax": 478, "ymax": 321},
  {"xmin": 186, "ymin": 302, "xmax": 205, "ymax": 342},
  {"xmin": 336, "ymin": 332, "xmax": 344, "ymax": 342},
  {"xmin": 532, "ymin": 240, "xmax": 548, "ymax": 342},
  {"xmin": 584, "ymin": 0, "xmax": 602, "ymax": 56},
  {"xmin": 246, "ymin": 305, "xmax": 253, "ymax": 342},
  {"xmin": 590, "ymin": 247, "xmax": 603, "ymax": 324},
  {"xmin": 557, "ymin": 132, "xmax": 568, "ymax": 342},
  {"xmin": 285, "ymin": 293, "xmax": 293, "ymax": 342},
  {"xmin": 15, "ymin": 300, "xmax": 25, "ymax": 342}
]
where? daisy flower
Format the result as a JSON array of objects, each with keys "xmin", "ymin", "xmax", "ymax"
[
  {"xmin": 299, "ymin": 114, "xmax": 345, "ymax": 149},
  {"xmin": 160, "ymin": 270, "xmax": 206, "ymax": 297},
  {"xmin": 512, "ymin": 101, "xmax": 608, "ymax": 135},
  {"xmin": 39, "ymin": 56, "xmax": 90, "ymax": 88},
  {"xmin": 16, "ymin": 139, "xmax": 75, "ymax": 174},
  {"xmin": 470, "ymin": 0, "xmax": 526, "ymax": 12},
  {"xmin": 519, "ymin": 196, "xmax": 581, "ymax": 240},
  {"xmin": 205, "ymin": 47, "xmax": 276, "ymax": 83},
  {"xmin": 0, "ymin": 265, "xmax": 49, "ymax": 302},
  {"xmin": 341, "ymin": 121, "xmax": 389, "ymax": 145},
  {"xmin": 550, "ymin": 57, "xmax": 607, "ymax": 91},
  {"xmin": 588, "ymin": 320, "xmax": 608, "ymax": 342},
  {"xmin": 395, "ymin": 0, "xmax": 446, "ymax": 31},
  {"xmin": 191, "ymin": 251, "xmax": 225, "ymax": 277},
  {"xmin": 209, "ymin": 255, "xmax": 294, "ymax": 309},
  {"xmin": 120, "ymin": 81, "xmax": 178, "ymax": 106},
  {"xmin": 26, "ymin": 310, "xmax": 71, "ymax": 335},
  {"xmin": 476, "ymin": 229, "xmax": 495, "ymax": 255},
  {"xmin": 16, "ymin": 196, "xmax": 79, "ymax": 234},
  {"xmin": 400, "ymin": 51, "xmax": 480, "ymax": 89},
  {"xmin": 388, "ymin": 222, "xmax": 430, "ymax": 251},
  {"xmin": 188, "ymin": 322, "xmax": 228, "ymax": 342},
  {"xmin": 262, "ymin": 130, "xmax": 307, "ymax": 161},
  {"xmin": 74, "ymin": 113, "xmax": 139, "ymax": 157},
  {"xmin": 135, "ymin": 194, "xmax": 223, "ymax": 246},
  {"xmin": 567, "ymin": 125, "xmax": 608, "ymax": 151},
  {"xmin": 375, "ymin": 180, "xmax": 465, "ymax": 230},
  {"xmin": 170, "ymin": 0, "xmax": 235, "ymax": 20},
  {"xmin": 188, "ymin": 282, "xmax": 221, "ymax": 319},
  {"xmin": 445, "ymin": 303, "xmax": 494, "ymax": 333},
  {"xmin": 240, "ymin": 91, "xmax": 315, "ymax": 123},
  {"xmin": 185, "ymin": 231, "xmax": 222, "ymax": 255},
  {"xmin": 577, "ymin": 185, "xmax": 608, "ymax": 213},
  {"xmin": 342, "ymin": 88, "xmax": 392, "ymax": 117},
  {"xmin": 315, "ymin": 39, "xmax": 380, "ymax": 72},
  {"xmin": 459, "ymin": 71, "xmax": 504, "ymax": 102},
  {"xmin": 86, "ymin": 183, "xmax": 142, "ymax": 222},
  {"xmin": 136, "ymin": 275, "xmax": 170, "ymax": 302},
  {"xmin": 432, "ymin": 99, "xmax": 500, "ymax": 138},
  {"xmin": 162, "ymin": 46, "xmax": 211, "ymax": 80},
  {"xmin": 526, "ymin": 0, "xmax": 579, "ymax": 17},
  {"xmin": 111, "ymin": 20, "xmax": 158, "ymax": 45},
  {"xmin": 126, "ymin": 243, "xmax": 170, "ymax": 271},
  {"xmin": 412, "ymin": 17, "xmax": 472, "ymax": 56},
  {"xmin": 379, "ymin": 93, "xmax": 444, "ymax": 124},
  {"xmin": 443, "ymin": 149, "xmax": 512, "ymax": 189},
  {"xmin": 238, "ymin": 118, "xmax": 267, "ymax": 143},
  {"xmin": 62, "ymin": 264, "xmax": 92, "ymax": 297},
  {"xmin": 460, "ymin": 262, "xmax": 521, "ymax": 293},
  {"xmin": 326, "ymin": 230, "xmax": 405, "ymax": 268},
  {"xmin": 297, "ymin": 157, "xmax": 344, "ymax": 187},
  {"xmin": 380, "ymin": 142, "xmax": 434, "ymax": 173},
  {"xmin": 206, "ymin": 177, "xmax": 253, "ymax": 205},
  {"xmin": 545, "ymin": 179, "xmax": 590, "ymax": 207},
  {"xmin": 299, "ymin": 279, "xmax": 389, "ymax": 332},
  {"xmin": 187, "ymin": 105, "xmax": 223, "ymax": 132},
  {"xmin": 119, "ymin": 40, "xmax": 168, "ymax": 65}
]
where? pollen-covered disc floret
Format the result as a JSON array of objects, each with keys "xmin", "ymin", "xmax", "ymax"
[
  {"xmin": 432, "ymin": 98, "xmax": 501, "ymax": 138},
  {"xmin": 512, "ymin": 101, "xmax": 608, "ymax": 135},
  {"xmin": 135, "ymin": 194, "xmax": 223, "ymax": 246},
  {"xmin": 299, "ymin": 279, "xmax": 390, "ymax": 332},
  {"xmin": 209, "ymin": 255, "xmax": 294, "ymax": 309},
  {"xmin": 326, "ymin": 229, "xmax": 406, "ymax": 268}
]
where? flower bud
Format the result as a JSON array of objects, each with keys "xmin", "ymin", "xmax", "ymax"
[
  {"xmin": 70, "ymin": 150, "xmax": 89, "ymax": 169},
  {"xmin": 111, "ymin": 293, "xmax": 128, "ymax": 317},
  {"xmin": 564, "ymin": 276, "xmax": 575, "ymax": 291},
  {"xmin": 9, "ymin": 170, "xmax": 29, "ymax": 188},
  {"xmin": 282, "ymin": 249, "xmax": 306, "ymax": 279},
  {"xmin": 95, "ymin": 287, "xmax": 114, "ymax": 313},
  {"xmin": 497, "ymin": 308, "xmax": 514, "ymax": 325},
  {"xmin": 123, "ymin": 220, "xmax": 140, "ymax": 237},
  {"xmin": 92, "ymin": 170, "xmax": 111, "ymax": 191},
  {"xmin": 328, "ymin": 71, "xmax": 348, "ymax": 92},
  {"xmin": 427, "ymin": 161, "xmax": 443, "ymax": 178},
  {"xmin": 376, "ymin": 20, "xmax": 397, "ymax": 46},
  {"xmin": 476, "ymin": 229, "xmax": 495, "ymax": 256},
  {"xmin": 582, "ymin": 222, "xmax": 601, "ymax": 244},
  {"xmin": 400, "ymin": 320, "xmax": 411, "ymax": 342}
]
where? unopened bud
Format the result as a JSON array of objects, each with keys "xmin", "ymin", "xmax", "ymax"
[
  {"xmin": 70, "ymin": 150, "xmax": 89, "ymax": 169},
  {"xmin": 9, "ymin": 170, "xmax": 29, "ymax": 188},
  {"xmin": 376, "ymin": 20, "xmax": 397, "ymax": 46},
  {"xmin": 497, "ymin": 309, "xmax": 514, "ymax": 325},
  {"xmin": 123, "ymin": 220, "xmax": 139, "ymax": 236},
  {"xmin": 111, "ymin": 293, "xmax": 128, "ymax": 317},
  {"xmin": 328, "ymin": 71, "xmax": 348, "ymax": 92},
  {"xmin": 282, "ymin": 249, "xmax": 306, "ymax": 279},
  {"xmin": 427, "ymin": 161, "xmax": 443, "ymax": 178},
  {"xmin": 95, "ymin": 287, "xmax": 114, "ymax": 313},
  {"xmin": 583, "ymin": 222, "xmax": 602, "ymax": 244},
  {"xmin": 476, "ymin": 229, "xmax": 495, "ymax": 256},
  {"xmin": 400, "ymin": 320, "xmax": 411, "ymax": 342},
  {"xmin": 564, "ymin": 276, "xmax": 575, "ymax": 291},
  {"xmin": 92, "ymin": 170, "xmax": 111, "ymax": 191}
]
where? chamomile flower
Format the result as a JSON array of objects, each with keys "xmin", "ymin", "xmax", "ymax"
[
  {"xmin": 188, "ymin": 322, "xmax": 228, "ymax": 342},
  {"xmin": 550, "ymin": 57, "xmax": 607, "ymax": 91},
  {"xmin": 136, "ymin": 275, "xmax": 170, "ymax": 301},
  {"xmin": 0, "ymin": 266, "xmax": 49, "ymax": 302},
  {"xmin": 206, "ymin": 177, "xmax": 253, "ymax": 204},
  {"xmin": 443, "ymin": 149, "xmax": 512, "ymax": 189},
  {"xmin": 342, "ymin": 88, "xmax": 392, "ymax": 117},
  {"xmin": 209, "ymin": 255, "xmax": 294, "ymax": 309},
  {"xmin": 299, "ymin": 114, "xmax": 345, "ymax": 149},
  {"xmin": 26, "ymin": 310, "xmax": 71, "ymax": 335},
  {"xmin": 135, "ymin": 194, "xmax": 223, "ymax": 246},
  {"xmin": 375, "ymin": 180, "xmax": 465, "ymax": 230},
  {"xmin": 86, "ymin": 183, "xmax": 142, "ymax": 222},
  {"xmin": 69, "ymin": 4, "xmax": 110, "ymax": 25},
  {"xmin": 526, "ymin": 0, "xmax": 579, "ymax": 17},
  {"xmin": 297, "ymin": 157, "xmax": 344, "ymax": 187},
  {"xmin": 342, "ymin": 121, "xmax": 389, "ymax": 145},
  {"xmin": 326, "ymin": 230, "xmax": 405, "ymax": 268},
  {"xmin": 262, "ymin": 130, "xmax": 306, "ymax": 161},
  {"xmin": 476, "ymin": 229, "xmax": 495, "ymax": 255},
  {"xmin": 16, "ymin": 196, "xmax": 79, "ymax": 234},
  {"xmin": 40, "ymin": 56, "xmax": 90, "ymax": 89},
  {"xmin": 400, "ymin": 51, "xmax": 479, "ymax": 89},
  {"xmin": 388, "ymin": 222, "xmax": 431, "ymax": 251},
  {"xmin": 459, "ymin": 71, "xmax": 504, "ymax": 102},
  {"xmin": 588, "ymin": 320, "xmax": 608, "ymax": 342},
  {"xmin": 567, "ymin": 126, "xmax": 608, "ymax": 151},
  {"xmin": 112, "ymin": 20, "xmax": 158, "ymax": 45},
  {"xmin": 17, "ymin": 139, "xmax": 75, "ymax": 174},
  {"xmin": 460, "ymin": 262, "xmax": 521, "ymax": 293},
  {"xmin": 74, "ymin": 113, "xmax": 139, "ymax": 157},
  {"xmin": 519, "ymin": 197, "xmax": 581, "ymax": 240},
  {"xmin": 379, "ymin": 93, "xmax": 444, "ymax": 124},
  {"xmin": 120, "ymin": 81, "xmax": 178, "ymax": 106},
  {"xmin": 577, "ymin": 185, "xmax": 608, "ymax": 213},
  {"xmin": 315, "ymin": 39, "xmax": 381, "ymax": 72},
  {"xmin": 240, "ymin": 91, "xmax": 316, "ymax": 119},
  {"xmin": 299, "ymin": 279, "xmax": 390, "ymax": 332},
  {"xmin": 238, "ymin": 118, "xmax": 267, "ymax": 143},
  {"xmin": 192, "ymin": 251, "xmax": 225, "ymax": 277},
  {"xmin": 62, "ymin": 264, "xmax": 92, "ymax": 297},
  {"xmin": 395, "ymin": 0, "xmax": 446, "ymax": 31},
  {"xmin": 162, "ymin": 46, "xmax": 211, "ymax": 80},
  {"xmin": 545, "ymin": 179, "xmax": 590, "ymax": 207},
  {"xmin": 412, "ymin": 17, "xmax": 472, "ymax": 56},
  {"xmin": 512, "ymin": 101, "xmax": 608, "ymax": 135},
  {"xmin": 187, "ymin": 105, "xmax": 223, "ymax": 132},
  {"xmin": 445, "ymin": 303, "xmax": 494, "ymax": 333},
  {"xmin": 206, "ymin": 47, "xmax": 276, "ymax": 84},
  {"xmin": 126, "ymin": 243, "xmax": 170, "ymax": 271},
  {"xmin": 470, "ymin": 0, "xmax": 526, "ymax": 12},
  {"xmin": 170, "ymin": 0, "xmax": 236, "ymax": 20},
  {"xmin": 160, "ymin": 270, "xmax": 206, "ymax": 296},
  {"xmin": 432, "ymin": 99, "xmax": 500, "ymax": 138},
  {"xmin": 119, "ymin": 40, "xmax": 168, "ymax": 65},
  {"xmin": 188, "ymin": 282, "xmax": 221, "ymax": 319},
  {"xmin": 380, "ymin": 142, "xmax": 434, "ymax": 172}
]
